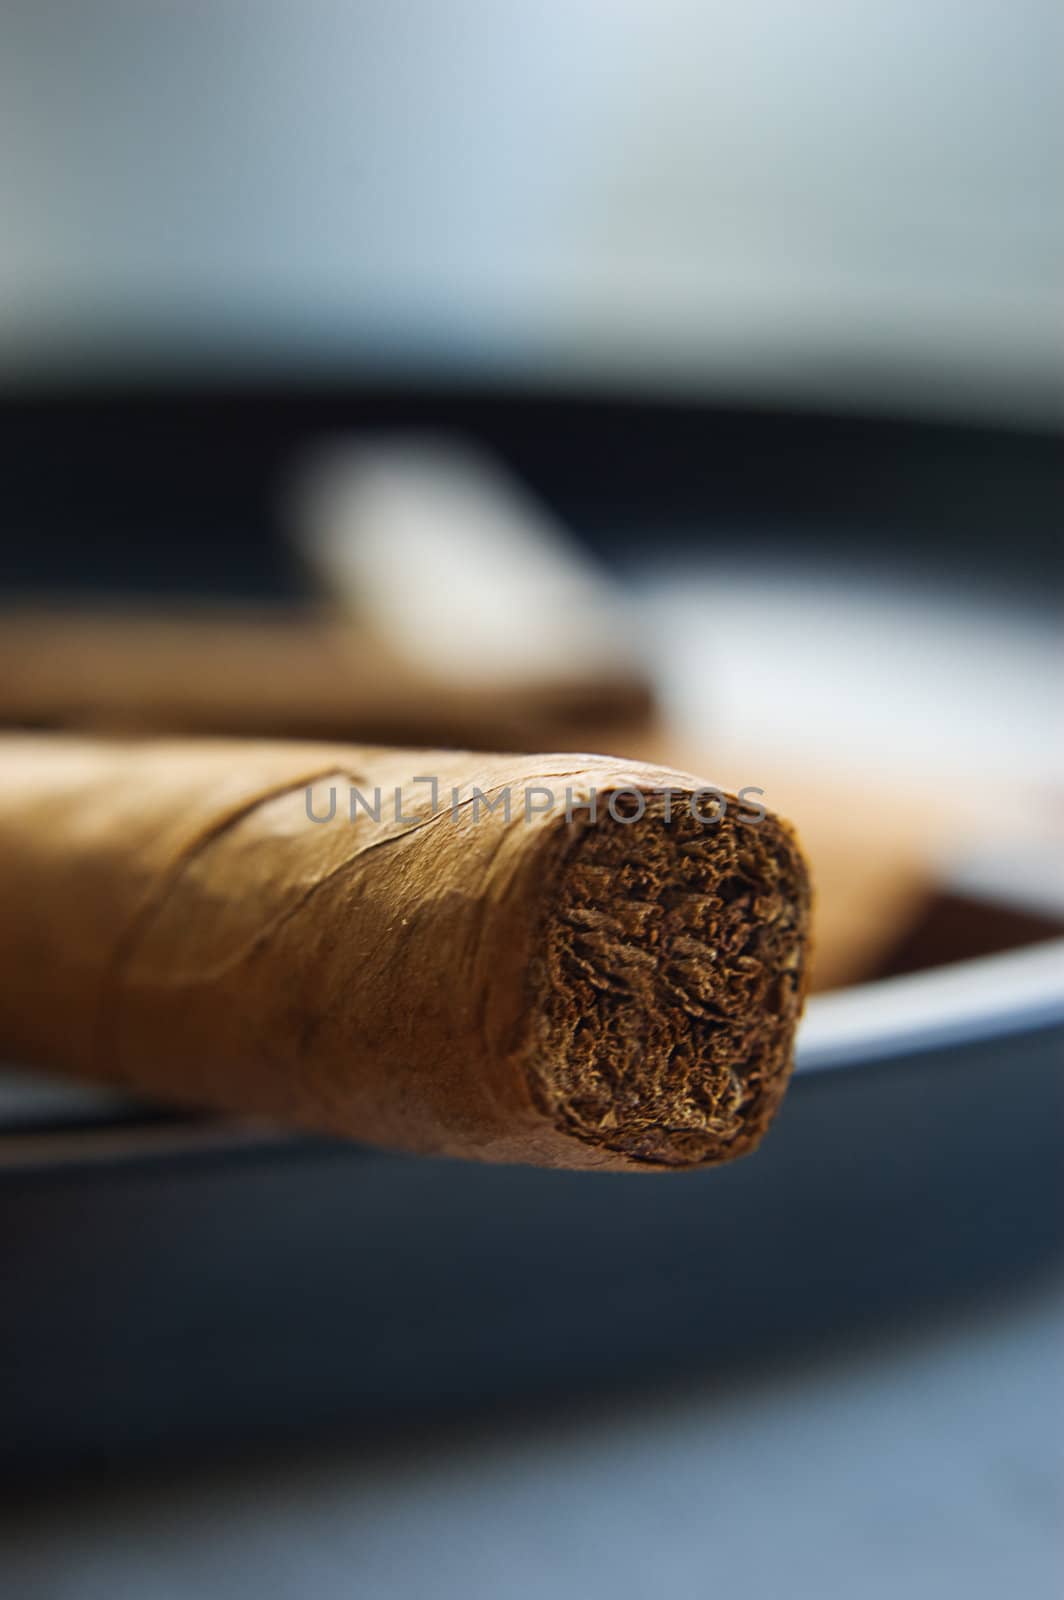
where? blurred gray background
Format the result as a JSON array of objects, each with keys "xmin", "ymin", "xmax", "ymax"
[{"xmin": 1, "ymin": 0, "xmax": 1061, "ymax": 419}]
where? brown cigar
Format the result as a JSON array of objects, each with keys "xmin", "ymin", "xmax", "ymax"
[
  {"xmin": 0, "ymin": 605, "xmax": 653, "ymax": 752},
  {"xmin": 0, "ymin": 736, "xmax": 810, "ymax": 1170}
]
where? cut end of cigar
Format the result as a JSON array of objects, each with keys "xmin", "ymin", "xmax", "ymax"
[{"xmin": 526, "ymin": 792, "xmax": 811, "ymax": 1169}]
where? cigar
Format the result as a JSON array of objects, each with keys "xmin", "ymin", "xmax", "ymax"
[
  {"xmin": 606, "ymin": 730, "xmax": 971, "ymax": 996},
  {"xmin": 0, "ymin": 736, "xmax": 811, "ymax": 1170},
  {"xmin": 0, "ymin": 605, "xmax": 654, "ymax": 751}
]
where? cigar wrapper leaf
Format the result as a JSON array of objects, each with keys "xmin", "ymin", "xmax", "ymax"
[
  {"xmin": 0, "ymin": 738, "xmax": 811, "ymax": 1171},
  {"xmin": 0, "ymin": 606, "xmax": 653, "ymax": 752}
]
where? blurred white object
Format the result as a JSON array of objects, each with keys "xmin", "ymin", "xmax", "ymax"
[
  {"xmin": 641, "ymin": 559, "xmax": 1064, "ymax": 790},
  {"xmin": 295, "ymin": 437, "xmax": 642, "ymax": 691}
]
